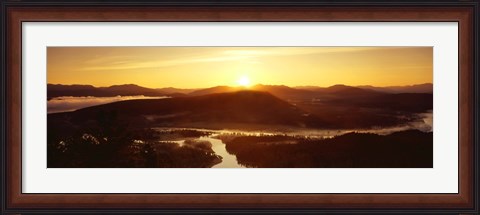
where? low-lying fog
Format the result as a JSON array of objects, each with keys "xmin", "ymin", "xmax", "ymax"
[{"xmin": 47, "ymin": 96, "xmax": 169, "ymax": 113}]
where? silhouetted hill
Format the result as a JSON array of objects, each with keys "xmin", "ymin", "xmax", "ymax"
[
  {"xmin": 99, "ymin": 84, "xmax": 160, "ymax": 96},
  {"xmin": 296, "ymin": 83, "xmax": 433, "ymax": 94},
  {"xmin": 188, "ymin": 86, "xmax": 240, "ymax": 96},
  {"xmin": 49, "ymin": 83, "xmax": 432, "ymax": 128},
  {"xmin": 368, "ymin": 93, "xmax": 432, "ymax": 112},
  {"xmin": 356, "ymin": 83, "xmax": 433, "ymax": 93},
  {"xmin": 188, "ymin": 84, "xmax": 383, "ymax": 100},
  {"xmin": 293, "ymin": 84, "xmax": 431, "ymax": 112},
  {"xmin": 48, "ymin": 84, "xmax": 174, "ymax": 98},
  {"xmin": 188, "ymin": 84, "xmax": 315, "ymax": 100},
  {"xmin": 49, "ymin": 83, "xmax": 431, "ymax": 101},
  {"xmin": 221, "ymin": 129, "xmax": 433, "ymax": 168},
  {"xmin": 48, "ymin": 84, "xmax": 96, "ymax": 91},
  {"xmin": 48, "ymin": 84, "xmax": 98, "ymax": 97},
  {"xmin": 157, "ymin": 87, "xmax": 197, "ymax": 94},
  {"xmin": 255, "ymin": 84, "xmax": 389, "ymax": 100},
  {"xmin": 295, "ymin": 84, "xmax": 385, "ymax": 97},
  {"xmin": 322, "ymin": 84, "xmax": 385, "ymax": 97},
  {"xmin": 50, "ymin": 91, "xmax": 330, "ymax": 129},
  {"xmin": 250, "ymin": 84, "xmax": 317, "ymax": 100}
]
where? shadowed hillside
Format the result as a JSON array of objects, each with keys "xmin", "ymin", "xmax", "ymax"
[
  {"xmin": 49, "ymin": 86, "xmax": 433, "ymax": 130},
  {"xmin": 297, "ymin": 83, "xmax": 433, "ymax": 94},
  {"xmin": 219, "ymin": 129, "xmax": 433, "ymax": 168},
  {"xmin": 47, "ymin": 84, "xmax": 190, "ymax": 99},
  {"xmin": 49, "ymin": 91, "xmax": 332, "ymax": 130},
  {"xmin": 49, "ymin": 83, "xmax": 433, "ymax": 101},
  {"xmin": 188, "ymin": 86, "xmax": 241, "ymax": 96},
  {"xmin": 356, "ymin": 83, "xmax": 433, "ymax": 93}
]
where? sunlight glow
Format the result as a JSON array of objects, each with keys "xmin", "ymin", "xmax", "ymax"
[
  {"xmin": 47, "ymin": 47, "xmax": 433, "ymax": 88},
  {"xmin": 237, "ymin": 76, "xmax": 251, "ymax": 87}
]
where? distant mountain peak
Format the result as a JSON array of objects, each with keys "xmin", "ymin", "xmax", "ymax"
[
  {"xmin": 329, "ymin": 84, "xmax": 348, "ymax": 88},
  {"xmin": 48, "ymin": 83, "xmax": 95, "ymax": 87},
  {"xmin": 109, "ymin": 84, "xmax": 140, "ymax": 87},
  {"xmin": 106, "ymin": 84, "xmax": 146, "ymax": 89},
  {"xmin": 326, "ymin": 84, "xmax": 361, "ymax": 92},
  {"xmin": 356, "ymin": 83, "xmax": 433, "ymax": 94}
]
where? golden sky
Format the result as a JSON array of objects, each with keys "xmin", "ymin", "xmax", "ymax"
[{"xmin": 47, "ymin": 47, "xmax": 432, "ymax": 88}]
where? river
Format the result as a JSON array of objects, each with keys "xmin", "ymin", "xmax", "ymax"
[{"xmin": 154, "ymin": 111, "xmax": 432, "ymax": 168}]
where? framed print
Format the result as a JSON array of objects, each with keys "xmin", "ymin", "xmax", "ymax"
[{"xmin": 1, "ymin": 0, "xmax": 479, "ymax": 213}]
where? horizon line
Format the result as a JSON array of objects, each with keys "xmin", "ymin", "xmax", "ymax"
[{"xmin": 47, "ymin": 82, "xmax": 434, "ymax": 89}]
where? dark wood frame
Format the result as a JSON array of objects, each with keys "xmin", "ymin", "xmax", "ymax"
[{"xmin": 1, "ymin": 0, "xmax": 478, "ymax": 213}]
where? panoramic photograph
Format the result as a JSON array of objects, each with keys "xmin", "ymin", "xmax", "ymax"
[{"xmin": 47, "ymin": 47, "xmax": 433, "ymax": 168}]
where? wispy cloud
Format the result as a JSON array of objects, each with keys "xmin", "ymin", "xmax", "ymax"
[
  {"xmin": 78, "ymin": 47, "xmax": 387, "ymax": 72},
  {"xmin": 80, "ymin": 51, "xmax": 254, "ymax": 71}
]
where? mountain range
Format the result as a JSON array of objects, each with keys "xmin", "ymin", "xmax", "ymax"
[
  {"xmin": 48, "ymin": 83, "xmax": 432, "ymax": 100},
  {"xmin": 49, "ymin": 89, "xmax": 432, "ymax": 130},
  {"xmin": 47, "ymin": 84, "xmax": 196, "ymax": 99},
  {"xmin": 49, "ymin": 91, "xmax": 331, "ymax": 130}
]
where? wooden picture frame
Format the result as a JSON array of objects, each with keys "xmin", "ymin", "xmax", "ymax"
[{"xmin": 1, "ymin": 0, "xmax": 478, "ymax": 213}]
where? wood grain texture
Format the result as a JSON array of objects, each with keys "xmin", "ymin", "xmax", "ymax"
[{"xmin": 5, "ymin": 6, "xmax": 475, "ymax": 209}]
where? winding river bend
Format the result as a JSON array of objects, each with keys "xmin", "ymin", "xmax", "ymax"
[
  {"xmin": 154, "ymin": 111, "xmax": 432, "ymax": 168},
  {"xmin": 198, "ymin": 136, "xmax": 245, "ymax": 168}
]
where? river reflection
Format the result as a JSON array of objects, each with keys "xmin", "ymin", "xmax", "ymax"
[
  {"xmin": 153, "ymin": 111, "xmax": 432, "ymax": 168},
  {"xmin": 199, "ymin": 136, "xmax": 245, "ymax": 168}
]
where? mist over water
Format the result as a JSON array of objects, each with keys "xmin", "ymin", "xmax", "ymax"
[
  {"xmin": 46, "ymin": 96, "xmax": 433, "ymax": 168},
  {"xmin": 47, "ymin": 96, "xmax": 169, "ymax": 113},
  {"xmin": 152, "ymin": 111, "xmax": 432, "ymax": 168}
]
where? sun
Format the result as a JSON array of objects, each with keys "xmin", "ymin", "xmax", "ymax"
[{"xmin": 237, "ymin": 75, "xmax": 251, "ymax": 87}]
